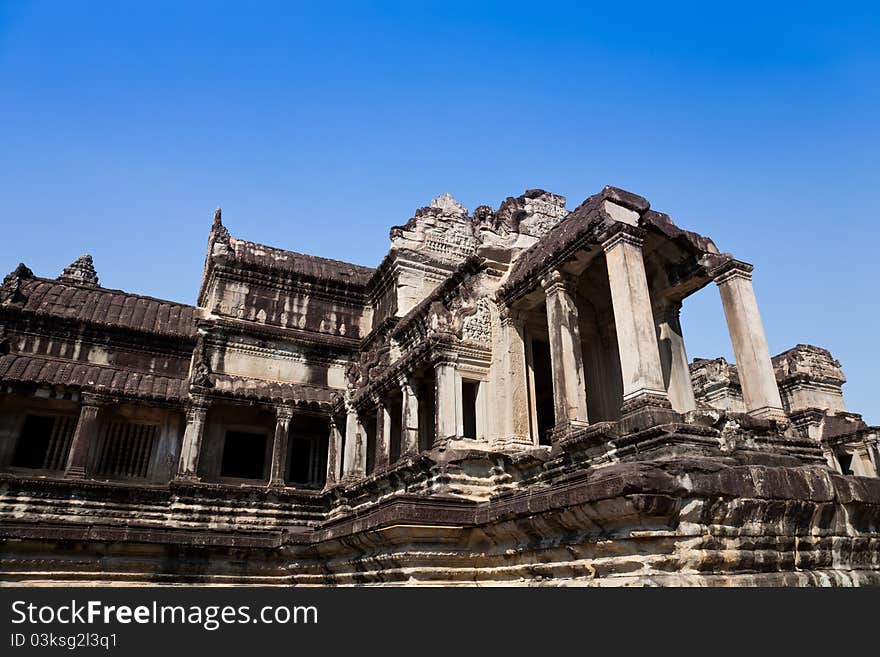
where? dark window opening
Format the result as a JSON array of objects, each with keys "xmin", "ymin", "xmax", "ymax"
[
  {"xmin": 389, "ymin": 397, "xmax": 403, "ymax": 463},
  {"xmin": 364, "ymin": 415, "xmax": 377, "ymax": 475},
  {"xmin": 838, "ymin": 452, "xmax": 854, "ymax": 476},
  {"xmin": 12, "ymin": 415, "xmax": 55, "ymax": 469},
  {"xmin": 462, "ymin": 380, "xmax": 479, "ymax": 439},
  {"xmin": 532, "ymin": 339, "xmax": 555, "ymax": 446},
  {"xmin": 94, "ymin": 421, "xmax": 159, "ymax": 479},
  {"xmin": 220, "ymin": 430, "xmax": 267, "ymax": 480},
  {"xmin": 287, "ymin": 436, "xmax": 328, "ymax": 488},
  {"xmin": 12, "ymin": 414, "xmax": 77, "ymax": 471},
  {"xmin": 419, "ymin": 378, "xmax": 435, "ymax": 452}
]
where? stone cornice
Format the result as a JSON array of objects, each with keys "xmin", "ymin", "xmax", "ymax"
[
  {"xmin": 600, "ymin": 222, "xmax": 646, "ymax": 251},
  {"xmin": 712, "ymin": 259, "xmax": 754, "ymax": 285}
]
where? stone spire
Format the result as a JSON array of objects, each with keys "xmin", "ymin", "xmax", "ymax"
[
  {"xmin": 1, "ymin": 263, "xmax": 35, "ymax": 305},
  {"xmin": 211, "ymin": 207, "xmax": 230, "ymax": 241},
  {"xmin": 58, "ymin": 254, "xmax": 99, "ymax": 286}
]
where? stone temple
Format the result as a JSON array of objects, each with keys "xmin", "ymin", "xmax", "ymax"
[{"xmin": 1, "ymin": 186, "xmax": 878, "ymax": 586}]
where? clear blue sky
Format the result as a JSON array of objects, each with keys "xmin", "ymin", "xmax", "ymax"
[{"xmin": 1, "ymin": 2, "xmax": 877, "ymax": 422}]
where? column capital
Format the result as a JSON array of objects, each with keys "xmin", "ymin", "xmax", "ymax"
[
  {"xmin": 275, "ymin": 405, "xmax": 294, "ymax": 421},
  {"xmin": 397, "ymin": 373, "xmax": 417, "ymax": 392},
  {"xmin": 540, "ymin": 269, "xmax": 576, "ymax": 296},
  {"xmin": 498, "ymin": 305, "xmax": 526, "ymax": 327},
  {"xmin": 712, "ymin": 258, "xmax": 754, "ymax": 285},
  {"xmin": 600, "ymin": 223, "xmax": 646, "ymax": 252},
  {"xmin": 80, "ymin": 392, "xmax": 110, "ymax": 409},
  {"xmin": 433, "ymin": 351, "xmax": 458, "ymax": 368},
  {"xmin": 652, "ymin": 298, "xmax": 683, "ymax": 323},
  {"xmin": 184, "ymin": 404, "xmax": 209, "ymax": 423}
]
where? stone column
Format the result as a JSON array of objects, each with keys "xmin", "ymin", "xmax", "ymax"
[
  {"xmin": 65, "ymin": 393, "xmax": 104, "ymax": 478},
  {"xmin": 654, "ymin": 301, "xmax": 697, "ymax": 413},
  {"xmin": 341, "ymin": 402, "xmax": 366, "ymax": 481},
  {"xmin": 176, "ymin": 399, "xmax": 209, "ymax": 480},
  {"xmin": 374, "ymin": 400, "xmax": 391, "ymax": 471},
  {"xmin": 400, "ymin": 377, "xmax": 419, "ymax": 457},
  {"xmin": 325, "ymin": 415, "xmax": 343, "ymax": 487},
  {"xmin": 714, "ymin": 260, "xmax": 785, "ymax": 421},
  {"xmin": 541, "ymin": 270, "xmax": 589, "ymax": 427},
  {"xmin": 434, "ymin": 354, "xmax": 458, "ymax": 447},
  {"xmin": 501, "ymin": 309, "xmax": 531, "ymax": 443},
  {"xmin": 269, "ymin": 406, "xmax": 293, "ymax": 487},
  {"xmin": 602, "ymin": 225, "xmax": 669, "ymax": 409}
]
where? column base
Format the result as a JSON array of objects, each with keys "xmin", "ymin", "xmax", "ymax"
[
  {"xmin": 174, "ymin": 473, "xmax": 201, "ymax": 483},
  {"xmin": 620, "ymin": 392, "xmax": 676, "ymax": 433},
  {"xmin": 432, "ymin": 435, "xmax": 455, "ymax": 451},
  {"xmin": 64, "ymin": 467, "xmax": 86, "ymax": 479},
  {"xmin": 749, "ymin": 406, "xmax": 788, "ymax": 423},
  {"xmin": 551, "ymin": 420, "xmax": 589, "ymax": 444}
]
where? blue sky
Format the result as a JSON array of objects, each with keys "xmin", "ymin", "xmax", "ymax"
[{"xmin": 1, "ymin": 2, "xmax": 877, "ymax": 422}]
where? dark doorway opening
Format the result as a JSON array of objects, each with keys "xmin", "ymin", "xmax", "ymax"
[
  {"xmin": 418, "ymin": 377, "xmax": 435, "ymax": 452},
  {"xmin": 532, "ymin": 339, "xmax": 555, "ymax": 445},
  {"xmin": 220, "ymin": 430, "xmax": 267, "ymax": 480},
  {"xmin": 11, "ymin": 415, "xmax": 55, "ymax": 469},
  {"xmin": 389, "ymin": 396, "xmax": 403, "ymax": 463},
  {"xmin": 462, "ymin": 380, "xmax": 479, "ymax": 439},
  {"xmin": 287, "ymin": 415, "xmax": 329, "ymax": 488},
  {"xmin": 837, "ymin": 452, "xmax": 854, "ymax": 476},
  {"xmin": 364, "ymin": 414, "xmax": 377, "ymax": 475}
]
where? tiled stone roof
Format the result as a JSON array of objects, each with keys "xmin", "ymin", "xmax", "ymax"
[
  {"xmin": 208, "ymin": 373, "xmax": 338, "ymax": 409},
  {"xmin": 501, "ymin": 186, "xmax": 720, "ymax": 302},
  {"xmin": 12, "ymin": 278, "xmax": 198, "ymax": 339},
  {"xmin": 228, "ymin": 238, "xmax": 375, "ymax": 287},
  {"xmin": 0, "ymin": 354, "xmax": 188, "ymax": 403}
]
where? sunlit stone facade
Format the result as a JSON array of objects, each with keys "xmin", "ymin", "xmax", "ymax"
[{"xmin": 1, "ymin": 186, "xmax": 877, "ymax": 585}]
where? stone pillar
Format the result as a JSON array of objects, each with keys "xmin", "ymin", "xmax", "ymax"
[
  {"xmin": 375, "ymin": 400, "xmax": 391, "ymax": 471},
  {"xmin": 341, "ymin": 402, "xmax": 366, "ymax": 481},
  {"xmin": 714, "ymin": 260, "xmax": 785, "ymax": 421},
  {"xmin": 501, "ymin": 309, "xmax": 531, "ymax": 443},
  {"xmin": 65, "ymin": 394, "xmax": 104, "ymax": 478},
  {"xmin": 434, "ymin": 354, "xmax": 458, "ymax": 447},
  {"xmin": 400, "ymin": 377, "xmax": 420, "ymax": 457},
  {"xmin": 269, "ymin": 406, "xmax": 293, "ymax": 487},
  {"xmin": 602, "ymin": 225, "xmax": 669, "ymax": 409},
  {"xmin": 176, "ymin": 399, "xmax": 209, "ymax": 480},
  {"xmin": 325, "ymin": 415, "xmax": 343, "ymax": 487},
  {"xmin": 541, "ymin": 270, "xmax": 589, "ymax": 427},
  {"xmin": 655, "ymin": 301, "xmax": 697, "ymax": 413}
]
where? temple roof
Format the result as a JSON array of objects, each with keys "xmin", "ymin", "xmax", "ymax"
[
  {"xmin": 226, "ymin": 238, "xmax": 375, "ymax": 288},
  {"xmin": 208, "ymin": 373, "xmax": 338, "ymax": 409},
  {"xmin": 4, "ymin": 276, "xmax": 198, "ymax": 340},
  {"xmin": 500, "ymin": 186, "xmax": 721, "ymax": 302},
  {"xmin": 0, "ymin": 353, "xmax": 188, "ymax": 403}
]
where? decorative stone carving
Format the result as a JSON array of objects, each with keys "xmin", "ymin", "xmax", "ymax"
[
  {"xmin": 58, "ymin": 254, "xmax": 99, "ymax": 286},
  {"xmin": 0, "ymin": 263, "xmax": 34, "ymax": 305},
  {"xmin": 461, "ymin": 297, "xmax": 492, "ymax": 344},
  {"xmin": 190, "ymin": 332, "xmax": 213, "ymax": 389}
]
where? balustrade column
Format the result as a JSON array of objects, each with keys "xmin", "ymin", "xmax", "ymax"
[
  {"xmin": 325, "ymin": 416, "xmax": 343, "ymax": 487},
  {"xmin": 501, "ymin": 309, "xmax": 531, "ymax": 443},
  {"xmin": 176, "ymin": 400, "xmax": 209, "ymax": 480},
  {"xmin": 65, "ymin": 393, "xmax": 104, "ymax": 478},
  {"xmin": 434, "ymin": 355, "xmax": 459, "ymax": 447},
  {"xmin": 269, "ymin": 406, "xmax": 293, "ymax": 487},
  {"xmin": 655, "ymin": 301, "xmax": 697, "ymax": 413},
  {"xmin": 341, "ymin": 402, "xmax": 366, "ymax": 481},
  {"xmin": 602, "ymin": 225, "xmax": 669, "ymax": 409},
  {"xmin": 541, "ymin": 270, "xmax": 589, "ymax": 427},
  {"xmin": 400, "ymin": 377, "xmax": 420, "ymax": 457},
  {"xmin": 714, "ymin": 260, "xmax": 785, "ymax": 421}
]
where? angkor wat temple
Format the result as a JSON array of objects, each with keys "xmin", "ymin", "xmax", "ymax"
[{"xmin": 1, "ymin": 186, "xmax": 878, "ymax": 585}]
